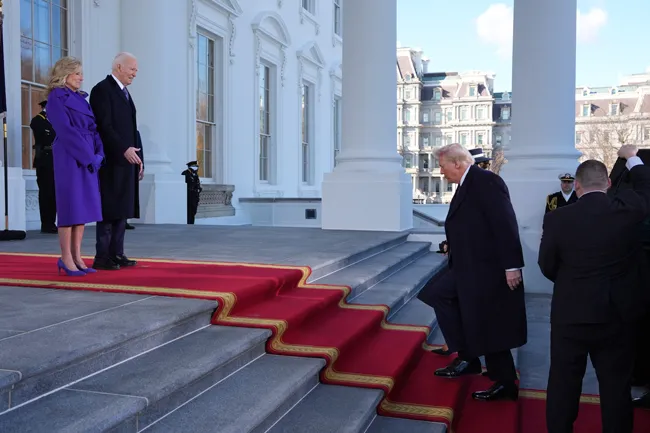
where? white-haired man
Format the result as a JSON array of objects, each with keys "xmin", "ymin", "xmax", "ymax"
[
  {"xmin": 418, "ymin": 143, "xmax": 527, "ymax": 401},
  {"xmin": 90, "ymin": 52, "xmax": 142, "ymax": 270}
]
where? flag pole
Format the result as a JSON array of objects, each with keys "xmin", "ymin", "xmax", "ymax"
[{"xmin": 0, "ymin": 1, "xmax": 27, "ymax": 241}]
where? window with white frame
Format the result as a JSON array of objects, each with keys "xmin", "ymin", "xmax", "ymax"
[
  {"xmin": 422, "ymin": 111, "xmax": 429, "ymax": 123},
  {"xmin": 404, "ymin": 108, "xmax": 411, "ymax": 123},
  {"xmin": 476, "ymin": 106, "xmax": 485, "ymax": 119},
  {"xmin": 501, "ymin": 107, "xmax": 510, "ymax": 120},
  {"xmin": 469, "ymin": 85, "xmax": 476, "ymax": 97},
  {"xmin": 422, "ymin": 135, "xmax": 429, "ymax": 147},
  {"xmin": 644, "ymin": 128, "xmax": 650, "ymax": 141},
  {"xmin": 301, "ymin": 82, "xmax": 314, "ymax": 184},
  {"xmin": 405, "ymin": 89, "xmax": 411, "ymax": 100},
  {"xmin": 460, "ymin": 133, "xmax": 468, "ymax": 145},
  {"xmin": 445, "ymin": 134, "xmax": 453, "ymax": 144},
  {"xmin": 495, "ymin": 135, "xmax": 502, "ymax": 145},
  {"xmin": 581, "ymin": 105, "xmax": 590, "ymax": 117},
  {"xmin": 609, "ymin": 103, "xmax": 619, "ymax": 115},
  {"xmin": 460, "ymin": 107, "xmax": 468, "ymax": 121},
  {"xmin": 196, "ymin": 32, "xmax": 216, "ymax": 178},
  {"xmin": 302, "ymin": 0, "xmax": 315, "ymax": 14},
  {"xmin": 20, "ymin": 0, "xmax": 69, "ymax": 169},
  {"xmin": 575, "ymin": 131, "xmax": 582, "ymax": 144},
  {"xmin": 259, "ymin": 63, "xmax": 272, "ymax": 182},
  {"xmin": 333, "ymin": 96, "xmax": 341, "ymax": 167},
  {"xmin": 477, "ymin": 133, "xmax": 484, "ymax": 145},
  {"xmin": 333, "ymin": 0, "xmax": 342, "ymax": 36},
  {"xmin": 433, "ymin": 88, "xmax": 442, "ymax": 101},
  {"xmin": 434, "ymin": 135, "xmax": 442, "ymax": 147},
  {"xmin": 446, "ymin": 110, "xmax": 453, "ymax": 122},
  {"xmin": 434, "ymin": 111, "xmax": 442, "ymax": 125}
]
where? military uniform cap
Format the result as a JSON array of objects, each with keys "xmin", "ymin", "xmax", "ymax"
[
  {"xmin": 186, "ymin": 160, "xmax": 198, "ymax": 167},
  {"xmin": 469, "ymin": 148, "xmax": 491, "ymax": 164},
  {"xmin": 38, "ymin": 100, "xmax": 47, "ymax": 108},
  {"xmin": 558, "ymin": 173, "xmax": 575, "ymax": 181}
]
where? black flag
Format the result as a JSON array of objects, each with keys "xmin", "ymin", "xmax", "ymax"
[{"xmin": 0, "ymin": 13, "xmax": 6, "ymax": 115}]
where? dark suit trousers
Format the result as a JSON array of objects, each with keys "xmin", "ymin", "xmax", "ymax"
[
  {"xmin": 95, "ymin": 219, "xmax": 126, "ymax": 260},
  {"xmin": 36, "ymin": 166, "xmax": 56, "ymax": 227},
  {"xmin": 546, "ymin": 322, "xmax": 634, "ymax": 433},
  {"xmin": 426, "ymin": 270, "xmax": 517, "ymax": 382}
]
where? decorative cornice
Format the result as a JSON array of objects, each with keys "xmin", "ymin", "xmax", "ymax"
[
  {"xmin": 228, "ymin": 15, "xmax": 236, "ymax": 64},
  {"xmin": 189, "ymin": 0, "xmax": 198, "ymax": 48}
]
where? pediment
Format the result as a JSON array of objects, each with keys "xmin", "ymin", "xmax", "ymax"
[
  {"xmin": 297, "ymin": 42, "xmax": 325, "ymax": 69},
  {"xmin": 251, "ymin": 11, "xmax": 291, "ymax": 47},
  {"xmin": 202, "ymin": 0, "xmax": 243, "ymax": 16},
  {"xmin": 330, "ymin": 62, "xmax": 342, "ymax": 79}
]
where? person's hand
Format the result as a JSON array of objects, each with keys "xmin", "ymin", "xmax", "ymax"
[
  {"xmin": 618, "ymin": 144, "xmax": 638, "ymax": 160},
  {"xmin": 506, "ymin": 269, "xmax": 522, "ymax": 290},
  {"xmin": 124, "ymin": 147, "xmax": 142, "ymax": 165},
  {"xmin": 138, "ymin": 163, "xmax": 144, "ymax": 181}
]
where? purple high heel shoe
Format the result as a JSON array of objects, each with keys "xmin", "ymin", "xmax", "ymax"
[
  {"xmin": 75, "ymin": 261, "xmax": 97, "ymax": 274},
  {"xmin": 57, "ymin": 258, "xmax": 86, "ymax": 277}
]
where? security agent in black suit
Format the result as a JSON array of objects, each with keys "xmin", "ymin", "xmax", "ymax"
[
  {"xmin": 545, "ymin": 173, "xmax": 578, "ymax": 213},
  {"xmin": 89, "ymin": 52, "xmax": 142, "ymax": 270},
  {"xmin": 29, "ymin": 101, "xmax": 58, "ymax": 233},
  {"xmin": 538, "ymin": 145, "xmax": 650, "ymax": 433}
]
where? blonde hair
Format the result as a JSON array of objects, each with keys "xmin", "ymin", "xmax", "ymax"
[
  {"xmin": 434, "ymin": 143, "xmax": 474, "ymax": 165},
  {"xmin": 46, "ymin": 56, "xmax": 83, "ymax": 96}
]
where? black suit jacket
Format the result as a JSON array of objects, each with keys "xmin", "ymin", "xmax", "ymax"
[
  {"xmin": 89, "ymin": 75, "xmax": 143, "ymax": 220},
  {"xmin": 539, "ymin": 163, "xmax": 650, "ymax": 325}
]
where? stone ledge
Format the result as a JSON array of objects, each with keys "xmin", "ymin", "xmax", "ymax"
[{"xmin": 197, "ymin": 184, "xmax": 235, "ymax": 218}]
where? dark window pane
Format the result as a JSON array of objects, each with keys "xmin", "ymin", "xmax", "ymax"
[
  {"xmin": 31, "ymin": 87, "xmax": 46, "ymax": 117},
  {"xmin": 33, "ymin": 0, "xmax": 51, "ymax": 44},
  {"xmin": 20, "ymin": 0, "xmax": 33, "ymax": 38},
  {"xmin": 20, "ymin": 36, "xmax": 34, "ymax": 81},
  {"xmin": 21, "ymin": 84, "xmax": 31, "ymax": 125},
  {"xmin": 34, "ymin": 42, "xmax": 51, "ymax": 85},
  {"xmin": 22, "ymin": 126, "xmax": 33, "ymax": 169}
]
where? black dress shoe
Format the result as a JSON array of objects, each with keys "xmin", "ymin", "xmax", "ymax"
[
  {"xmin": 93, "ymin": 258, "xmax": 120, "ymax": 270},
  {"xmin": 633, "ymin": 391, "xmax": 650, "ymax": 408},
  {"xmin": 434, "ymin": 357, "xmax": 482, "ymax": 378},
  {"xmin": 40, "ymin": 226, "xmax": 58, "ymax": 234},
  {"xmin": 112, "ymin": 255, "xmax": 137, "ymax": 267},
  {"xmin": 125, "ymin": 223, "xmax": 135, "ymax": 230},
  {"xmin": 472, "ymin": 381, "xmax": 519, "ymax": 401},
  {"xmin": 431, "ymin": 347, "xmax": 452, "ymax": 356}
]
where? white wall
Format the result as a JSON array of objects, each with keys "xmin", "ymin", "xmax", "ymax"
[{"xmin": 3, "ymin": 0, "xmax": 342, "ymax": 229}]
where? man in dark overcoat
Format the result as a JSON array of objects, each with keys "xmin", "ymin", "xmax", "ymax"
[
  {"xmin": 89, "ymin": 52, "xmax": 142, "ymax": 270},
  {"xmin": 418, "ymin": 143, "xmax": 527, "ymax": 401},
  {"xmin": 538, "ymin": 146, "xmax": 650, "ymax": 433},
  {"xmin": 29, "ymin": 100, "xmax": 57, "ymax": 233}
]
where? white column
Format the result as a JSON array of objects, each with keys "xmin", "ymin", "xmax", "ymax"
[
  {"xmin": 500, "ymin": 0, "xmax": 581, "ymax": 293},
  {"xmin": 322, "ymin": 0, "xmax": 412, "ymax": 231},
  {"xmin": 119, "ymin": 0, "xmax": 188, "ymax": 223}
]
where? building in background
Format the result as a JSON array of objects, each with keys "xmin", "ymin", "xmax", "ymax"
[
  {"xmin": 396, "ymin": 47, "xmax": 511, "ymax": 203},
  {"xmin": 575, "ymin": 72, "xmax": 650, "ymax": 170}
]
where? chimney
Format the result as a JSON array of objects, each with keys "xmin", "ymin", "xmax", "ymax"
[{"xmin": 422, "ymin": 57, "xmax": 430, "ymax": 74}]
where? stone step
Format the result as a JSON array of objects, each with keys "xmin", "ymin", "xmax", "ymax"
[
  {"xmin": 266, "ymin": 384, "xmax": 382, "ymax": 433},
  {"xmin": 312, "ymin": 241, "xmax": 432, "ymax": 300},
  {"xmin": 307, "ymin": 234, "xmax": 410, "ymax": 281},
  {"xmin": 0, "ymin": 294, "xmax": 215, "ymax": 410},
  {"xmin": 367, "ymin": 416, "xmax": 447, "ymax": 433},
  {"xmin": 143, "ymin": 354, "xmax": 325, "ymax": 433},
  {"xmin": 0, "ymin": 325, "xmax": 270, "ymax": 432}
]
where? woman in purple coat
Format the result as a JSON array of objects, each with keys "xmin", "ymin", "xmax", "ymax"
[{"xmin": 46, "ymin": 57, "xmax": 104, "ymax": 276}]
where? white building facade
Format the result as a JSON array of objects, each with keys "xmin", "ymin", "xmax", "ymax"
[{"xmin": 2, "ymin": 0, "xmax": 343, "ymax": 229}]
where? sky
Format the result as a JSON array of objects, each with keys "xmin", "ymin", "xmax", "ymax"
[{"xmin": 397, "ymin": 0, "xmax": 650, "ymax": 92}]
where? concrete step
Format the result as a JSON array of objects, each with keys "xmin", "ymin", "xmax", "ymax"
[
  {"xmin": 0, "ymin": 325, "xmax": 270, "ymax": 432},
  {"xmin": 266, "ymin": 384, "xmax": 382, "ymax": 433},
  {"xmin": 367, "ymin": 416, "xmax": 447, "ymax": 433},
  {"xmin": 0, "ymin": 294, "xmax": 215, "ymax": 411},
  {"xmin": 143, "ymin": 355, "xmax": 325, "ymax": 433},
  {"xmin": 308, "ymin": 234, "xmax": 410, "ymax": 281},
  {"xmin": 312, "ymin": 242, "xmax": 432, "ymax": 300}
]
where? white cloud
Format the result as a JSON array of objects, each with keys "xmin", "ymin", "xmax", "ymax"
[{"xmin": 475, "ymin": 4, "xmax": 607, "ymax": 58}]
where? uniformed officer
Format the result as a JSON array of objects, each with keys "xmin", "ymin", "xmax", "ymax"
[
  {"xmin": 181, "ymin": 161, "xmax": 202, "ymax": 224},
  {"xmin": 469, "ymin": 148, "xmax": 492, "ymax": 169},
  {"xmin": 545, "ymin": 173, "xmax": 578, "ymax": 214},
  {"xmin": 29, "ymin": 100, "xmax": 57, "ymax": 233}
]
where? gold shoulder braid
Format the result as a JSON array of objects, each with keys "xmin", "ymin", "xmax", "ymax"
[{"xmin": 546, "ymin": 195, "xmax": 558, "ymax": 211}]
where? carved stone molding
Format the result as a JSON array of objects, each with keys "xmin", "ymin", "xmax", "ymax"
[
  {"xmin": 297, "ymin": 42, "xmax": 325, "ymax": 101},
  {"xmin": 196, "ymin": 184, "xmax": 236, "ymax": 218},
  {"xmin": 251, "ymin": 11, "xmax": 291, "ymax": 84},
  {"xmin": 298, "ymin": 3, "xmax": 320, "ymax": 35},
  {"xmin": 228, "ymin": 15, "xmax": 236, "ymax": 64},
  {"xmin": 188, "ymin": 0, "xmax": 198, "ymax": 48},
  {"xmin": 25, "ymin": 191, "xmax": 39, "ymax": 212}
]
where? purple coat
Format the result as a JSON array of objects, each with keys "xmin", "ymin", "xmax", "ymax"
[{"xmin": 47, "ymin": 87, "xmax": 104, "ymax": 227}]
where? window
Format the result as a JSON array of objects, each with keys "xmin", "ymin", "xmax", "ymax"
[
  {"xmin": 404, "ymin": 134, "xmax": 411, "ymax": 148},
  {"xmin": 495, "ymin": 135, "xmax": 502, "ymax": 145},
  {"xmin": 460, "ymin": 107, "xmax": 468, "ymax": 121},
  {"xmin": 582, "ymin": 105, "xmax": 590, "ymax": 117},
  {"xmin": 20, "ymin": 0, "xmax": 69, "ymax": 169},
  {"xmin": 301, "ymin": 82, "xmax": 314, "ymax": 183},
  {"xmin": 609, "ymin": 103, "xmax": 619, "ymax": 115},
  {"xmin": 422, "ymin": 112, "xmax": 429, "ymax": 123},
  {"xmin": 196, "ymin": 32, "xmax": 216, "ymax": 178},
  {"xmin": 501, "ymin": 107, "xmax": 510, "ymax": 120},
  {"xmin": 333, "ymin": 0, "xmax": 342, "ymax": 36},
  {"xmin": 446, "ymin": 110, "xmax": 452, "ymax": 122},
  {"xmin": 302, "ymin": 0, "xmax": 315, "ymax": 14},
  {"xmin": 460, "ymin": 133, "xmax": 468, "ymax": 145},
  {"xmin": 469, "ymin": 86, "xmax": 476, "ymax": 97},
  {"xmin": 477, "ymin": 133, "xmax": 484, "ymax": 145},
  {"xmin": 644, "ymin": 128, "xmax": 650, "ymax": 141},
  {"xmin": 403, "ymin": 153, "xmax": 413, "ymax": 168},
  {"xmin": 404, "ymin": 109, "xmax": 411, "ymax": 123},
  {"xmin": 333, "ymin": 97, "xmax": 341, "ymax": 167},
  {"xmin": 434, "ymin": 136, "xmax": 442, "ymax": 147},
  {"xmin": 476, "ymin": 107, "xmax": 484, "ymax": 119},
  {"xmin": 433, "ymin": 89, "xmax": 442, "ymax": 101},
  {"xmin": 434, "ymin": 111, "xmax": 442, "ymax": 125},
  {"xmin": 422, "ymin": 135, "xmax": 429, "ymax": 147},
  {"xmin": 405, "ymin": 89, "xmax": 411, "ymax": 99},
  {"xmin": 575, "ymin": 132, "xmax": 582, "ymax": 144},
  {"xmin": 259, "ymin": 64, "xmax": 272, "ymax": 181},
  {"xmin": 446, "ymin": 181, "xmax": 453, "ymax": 192},
  {"xmin": 445, "ymin": 134, "xmax": 453, "ymax": 144},
  {"xmin": 433, "ymin": 179, "xmax": 441, "ymax": 193}
]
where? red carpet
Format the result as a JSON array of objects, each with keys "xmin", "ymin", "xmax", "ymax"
[{"xmin": 1, "ymin": 252, "xmax": 649, "ymax": 432}]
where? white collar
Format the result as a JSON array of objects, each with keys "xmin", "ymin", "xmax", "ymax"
[
  {"xmin": 561, "ymin": 189, "xmax": 574, "ymax": 200},
  {"xmin": 111, "ymin": 74, "xmax": 126, "ymax": 90},
  {"xmin": 459, "ymin": 164, "xmax": 471, "ymax": 186}
]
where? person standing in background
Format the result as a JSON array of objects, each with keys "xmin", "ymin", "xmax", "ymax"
[
  {"xmin": 545, "ymin": 173, "xmax": 578, "ymax": 213},
  {"xmin": 90, "ymin": 52, "xmax": 143, "ymax": 271},
  {"xmin": 29, "ymin": 100, "xmax": 57, "ymax": 234}
]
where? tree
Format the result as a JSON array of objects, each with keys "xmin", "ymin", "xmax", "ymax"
[{"xmin": 490, "ymin": 145, "xmax": 506, "ymax": 175}]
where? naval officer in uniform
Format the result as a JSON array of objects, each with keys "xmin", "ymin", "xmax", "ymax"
[
  {"xmin": 545, "ymin": 173, "xmax": 578, "ymax": 213},
  {"xmin": 29, "ymin": 100, "xmax": 58, "ymax": 233}
]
